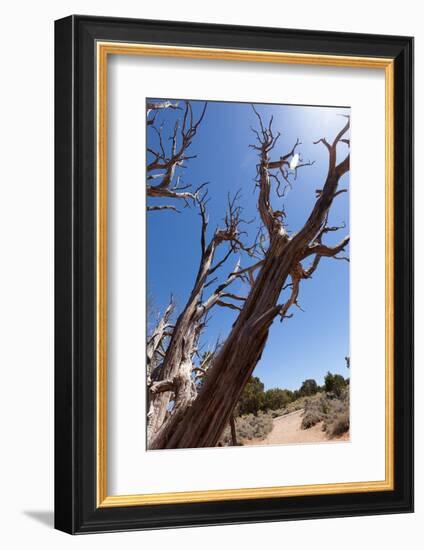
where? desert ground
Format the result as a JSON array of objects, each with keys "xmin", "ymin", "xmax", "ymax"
[{"xmin": 242, "ymin": 409, "xmax": 350, "ymax": 446}]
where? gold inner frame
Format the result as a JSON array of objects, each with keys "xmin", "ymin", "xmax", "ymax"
[{"xmin": 96, "ymin": 42, "xmax": 395, "ymax": 508}]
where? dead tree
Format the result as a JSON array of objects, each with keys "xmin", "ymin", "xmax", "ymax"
[
  {"xmin": 146, "ymin": 300, "xmax": 174, "ymax": 387},
  {"xmin": 146, "ymin": 100, "xmax": 208, "ymax": 211},
  {"xmin": 147, "ymin": 188, "xmax": 256, "ymax": 448},
  {"xmin": 146, "ymin": 300, "xmax": 175, "ymax": 431},
  {"xmin": 146, "ymin": 100, "xmax": 181, "ymax": 122},
  {"xmin": 147, "ymin": 106, "xmax": 350, "ymax": 449}
]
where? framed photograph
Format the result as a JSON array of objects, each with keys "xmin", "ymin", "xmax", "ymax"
[{"xmin": 54, "ymin": 15, "xmax": 413, "ymax": 534}]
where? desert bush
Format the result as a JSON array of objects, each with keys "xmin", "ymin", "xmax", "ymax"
[
  {"xmin": 219, "ymin": 411, "xmax": 273, "ymax": 445},
  {"xmin": 269, "ymin": 408, "xmax": 286, "ymax": 418},
  {"xmin": 326, "ymin": 413, "xmax": 350, "ymax": 437},
  {"xmin": 301, "ymin": 390, "xmax": 350, "ymax": 437},
  {"xmin": 281, "ymin": 393, "xmax": 320, "ymax": 415},
  {"xmin": 301, "ymin": 409, "xmax": 323, "ymax": 429},
  {"xmin": 301, "ymin": 394, "xmax": 327, "ymax": 429},
  {"xmin": 236, "ymin": 411, "xmax": 273, "ymax": 440}
]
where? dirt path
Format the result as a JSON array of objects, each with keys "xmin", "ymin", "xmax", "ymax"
[{"xmin": 243, "ymin": 409, "xmax": 349, "ymax": 446}]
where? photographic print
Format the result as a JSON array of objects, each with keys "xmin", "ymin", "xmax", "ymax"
[
  {"xmin": 146, "ymin": 98, "xmax": 350, "ymax": 451},
  {"xmin": 55, "ymin": 18, "xmax": 413, "ymax": 532}
]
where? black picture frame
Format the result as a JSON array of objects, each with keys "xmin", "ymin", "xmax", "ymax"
[{"xmin": 55, "ymin": 14, "xmax": 414, "ymax": 534}]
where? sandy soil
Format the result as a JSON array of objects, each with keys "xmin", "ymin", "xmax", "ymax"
[{"xmin": 242, "ymin": 409, "xmax": 349, "ymax": 446}]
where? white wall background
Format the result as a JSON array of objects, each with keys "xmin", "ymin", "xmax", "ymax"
[{"xmin": 0, "ymin": 1, "xmax": 420, "ymax": 548}]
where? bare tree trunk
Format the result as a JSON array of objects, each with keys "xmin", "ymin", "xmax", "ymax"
[
  {"xmin": 151, "ymin": 233, "xmax": 294, "ymax": 448},
  {"xmin": 148, "ymin": 310, "xmax": 199, "ymax": 435},
  {"xmin": 147, "ymin": 192, "xmax": 245, "ymax": 446},
  {"xmin": 146, "ymin": 300, "xmax": 174, "ymax": 382},
  {"xmin": 230, "ymin": 415, "xmax": 238, "ymax": 446}
]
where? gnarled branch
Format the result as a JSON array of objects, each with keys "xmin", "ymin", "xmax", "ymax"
[
  {"xmin": 146, "ymin": 101, "xmax": 208, "ymax": 205},
  {"xmin": 147, "ymin": 204, "xmax": 180, "ymax": 213},
  {"xmin": 150, "ymin": 379, "xmax": 175, "ymax": 395},
  {"xmin": 250, "ymin": 105, "xmax": 315, "ymax": 237},
  {"xmin": 304, "ymin": 236, "xmax": 350, "ymax": 260},
  {"xmin": 292, "ymin": 116, "xmax": 350, "ymax": 250}
]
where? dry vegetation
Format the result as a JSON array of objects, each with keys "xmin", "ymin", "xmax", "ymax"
[
  {"xmin": 301, "ymin": 389, "xmax": 350, "ymax": 437},
  {"xmin": 220, "ymin": 412, "xmax": 274, "ymax": 445},
  {"xmin": 219, "ymin": 389, "xmax": 350, "ymax": 446}
]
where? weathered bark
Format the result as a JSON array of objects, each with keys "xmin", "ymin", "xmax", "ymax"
[
  {"xmin": 147, "ymin": 191, "xmax": 246, "ymax": 447},
  {"xmin": 152, "ymin": 233, "xmax": 294, "ymax": 448},
  {"xmin": 146, "ymin": 299, "xmax": 174, "ymax": 383},
  {"xmin": 146, "ymin": 300, "xmax": 175, "ymax": 439},
  {"xmin": 148, "ymin": 109, "xmax": 350, "ymax": 449}
]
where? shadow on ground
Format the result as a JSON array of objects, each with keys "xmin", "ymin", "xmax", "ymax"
[{"xmin": 23, "ymin": 510, "xmax": 54, "ymax": 528}]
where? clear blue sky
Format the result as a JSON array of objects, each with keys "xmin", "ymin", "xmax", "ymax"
[{"xmin": 147, "ymin": 99, "xmax": 350, "ymax": 391}]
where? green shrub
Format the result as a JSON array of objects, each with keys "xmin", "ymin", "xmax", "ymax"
[
  {"xmin": 324, "ymin": 372, "xmax": 347, "ymax": 398},
  {"xmin": 237, "ymin": 376, "xmax": 265, "ymax": 416},
  {"xmin": 263, "ymin": 388, "xmax": 293, "ymax": 411},
  {"xmin": 299, "ymin": 378, "xmax": 318, "ymax": 397}
]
